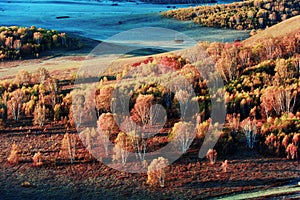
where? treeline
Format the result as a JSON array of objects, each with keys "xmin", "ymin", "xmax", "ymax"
[
  {"xmin": 0, "ymin": 26, "xmax": 82, "ymax": 60},
  {"xmin": 162, "ymin": 0, "xmax": 300, "ymax": 30}
]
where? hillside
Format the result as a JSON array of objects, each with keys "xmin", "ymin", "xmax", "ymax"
[
  {"xmin": 0, "ymin": 8, "xmax": 300, "ymax": 198},
  {"xmin": 162, "ymin": 0, "xmax": 300, "ymax": 30},
  {"xmin": 243, "ymin": 15, "xmax": 300, "ymax": 46}
]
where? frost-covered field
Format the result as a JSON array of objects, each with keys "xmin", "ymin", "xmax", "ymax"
[{"xmin": 0, "ymin": 0, "xmax": 249, "ymax": 44}]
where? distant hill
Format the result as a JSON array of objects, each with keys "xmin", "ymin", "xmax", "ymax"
[{"xmin": 243, "ymin": 15, "xmax": 300, "ymax": 46}]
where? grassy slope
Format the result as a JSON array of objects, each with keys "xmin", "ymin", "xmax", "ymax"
[
  {"xmin": 3, "ymin": 15, "xmax": 299, "ymax": 81},
  {"xmin": 243, "ymin": 15, "xmax": 300, "ymax": 46}
]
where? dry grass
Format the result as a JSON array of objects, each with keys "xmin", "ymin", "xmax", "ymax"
[{"xmin": 243, "ymin": 15, "xmax": 300, "ymax": 46}]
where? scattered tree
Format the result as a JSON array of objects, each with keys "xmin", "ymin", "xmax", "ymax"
[
  {"xmin": 170, "ymin": 121, "xmax": 196, "ymax": 153},
  {"xmin": 113, "ymin": 131, "xmax": 132, "ymax": 166},
  {"xmin": 59, "ymin": 133, "xmax": 76, "ymax": 164},
  {"xmin": 286, "ymin": 143, "xmax": 298, "ymax": 159},
  {"xmin": 33, "ymin": 102, "xmax": 46, "ymax": 127},
  {"xmin": 147, "ymin": 157, "xmax": 169, "ymax": 188},
  {"xmin": 7, "ymin": 89, "xmax": 25, "ymax": 121}
]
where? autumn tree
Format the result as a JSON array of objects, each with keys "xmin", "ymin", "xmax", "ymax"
[
  {"xmin": 274, "ymin": 58, "xmax": 296, "ymax": 85},
  {"xmin": 32, "ymin": 67, "xmax": 50, "ymax": 84},
  {"xmin": 33, "ymin": 102, "xmax": 46, "ymax": 127},
  {"xmin": 69, "ymin": 90, "xmax": 85, "ymax": 128},
  {"xmin": 95, "ymin": 86, "xmax": 114, "ymax": 115},
  {"xmin": 261, "ymin": 86, "xmax": 297, "ymax": 116},
  {"xmin": 241, "ymin": 118, "xmax": 257, "ymax": 149},
  {"xmin": 7, "ymin": 88, "xmax": 25, "ymax": 121},
  {"xmin": 170, "ymin": 121, "xmax": 196, "ymax": 153},
  {"xmin": 45, "ymin": 78, "xmax": 58, "ymax": 109},
  {"xmin": 0, "ymin": 92, "xmax": 8, "ymax": 126},
  {"xmin": 286, "ymin": 143, "xmax": 298, "ymax": 160},
  {"xmin": 59, "ymin": 133, "xmax": 76, "ymax": 164},
  {"xmin": 130, "ymin": 94, "xmax": 154, "ymax": 126},
  {"xmin": 113, "ymin": 131, "xmax": 133, "ymax": 166},
  {"xmin": 147, "ymin": 157, "xmax": 169, "ymax": 187},
  {"xmin": 97, "ymin": 112, "xmax": 119, "ymax": 156},
  {"xmin": 14, "ymin": 70, "xmax": 32, "ymax": 86}
]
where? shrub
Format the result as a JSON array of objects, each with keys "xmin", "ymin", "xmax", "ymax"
[
  {"xmin": 197, "ymin": 118, "xmax": 211, "ymax": 138},
  {"xmin": 221, "ymin": 160, "xmax": 228, "ymax": 172},
  {"xmin": 147, "ymin": 157, "xmax": 169, "ymax": 187},
  {"xmin": 206, "ymin": 149, "xmax": 217, "ymax": 164},
  {"xmin": 7, "ymin": 143, "xmax": 19, "ymax": 165},
  {"xmin": 53, "ymin": 104, "xmax": 62, "ymax": 121},
  {"xmin": 282, "ymin": 134, "xmax": 290, "ymax": 149},
  {"xmin": 32, "ymin": 152, "xmax": 43, "ymax": 167}
]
